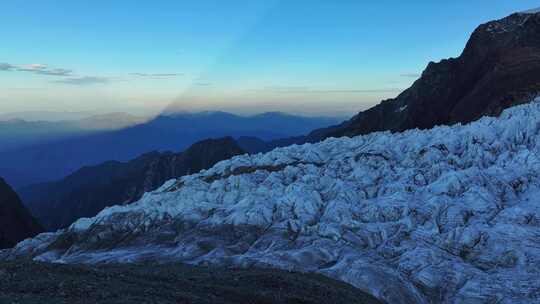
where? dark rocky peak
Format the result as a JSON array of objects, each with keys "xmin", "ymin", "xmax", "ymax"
[
  {"xmin": 462, "ymin": 11, "xmax": 540, "ymax": 61},
  {"xmin": 314, "ymin": 10, "xmax": 540, "ymax": 139},
  {"xmin": 0, "ymin": 178, "xmax": 42, "ymax": 249},
  {"xmin": 183, "ymin": 136, "xmax": 244, "ymax": 157}
]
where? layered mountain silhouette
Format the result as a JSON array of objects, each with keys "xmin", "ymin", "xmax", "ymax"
[
  {"xmin": 0, "ymin": 112, "xmax": 339, "ymax": 188},
  {"xmin": 0, "ymin": 113, "xmax": 146, "ymax": 152},
  {"xmin": 0, "ymin": 178, "xmax": 42, "ymax": 249},
  {"xmin": 20, "ymin": 137, "xmax": 244, "ymax": 231}
]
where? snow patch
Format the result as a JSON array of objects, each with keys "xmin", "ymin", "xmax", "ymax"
[{"xmin": 521, "ymin": 7, "xmax": 540, "ymax": 14}]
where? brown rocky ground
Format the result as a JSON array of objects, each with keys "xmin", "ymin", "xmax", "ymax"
[{"xmin": 0, "ymin": 260, "xmax": 383, "ymax": 304}]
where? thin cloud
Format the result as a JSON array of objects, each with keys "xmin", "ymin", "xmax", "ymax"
[
  {"xmin": 7, "ymin": 87, "xmax": 45, "ymax": 91},
  {"xmin": 53, "ymin": 76, "xmax": 110, "ymax": 85},
  {"xmin": 16, "ymin": 64, "xmax": 47, "ymax": 72},
  {"xmin": 400, "ymin": 73, "xmax": 421, "ymax": 78},
  {"xmin": 257, "ymin": 86, "xmax": 403, "ymax": 94},
  {"xmin": 36, "ymin": 68, "xmax": 72, "ymax": 76},
  {"xmin": 0, "ymin": 62, "xmax": 73, "ymax": 76},
  {"xmin": 0, "ymin": 63, "xmax": 16, "ymax": 71},
  {"xmin": 312, "ymin": 89, "xmax": 403, "ymax": 94},
  {"xmin": 193, "ymin": 82, "xmax": 212, "ymax": 86},
  {"xmin": 130, "ymin": 73, "xmax": 183, "ymax": 78}
]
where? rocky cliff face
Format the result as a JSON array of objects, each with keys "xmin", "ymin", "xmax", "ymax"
[
  {"xmin": 307, "ymin": 11, "xmax": 540, "ymax": 140},
  {"xmin": 20, "ymin": 137, "xmax": 245, "ymax": 231},
  {"xmin": 0, "ymin": 178, "xmax": 42, "ymax": 249}
]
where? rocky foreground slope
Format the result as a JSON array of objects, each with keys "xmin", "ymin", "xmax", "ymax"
[
  {"xmin": 6, "ymin": 99, "xmax": 540, "ymax": 303},
  {"xmin": 0, "ymin": 178, "xmax": 42, "ymax": 249},
  {"xmin": 0, "ymin": 260, "xmax": 381, "ymax": 304}
]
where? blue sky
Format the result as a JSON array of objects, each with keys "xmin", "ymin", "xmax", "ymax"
[{"xmin": 0, "ymin": 0, "xmax": 538, "ymax": 116}]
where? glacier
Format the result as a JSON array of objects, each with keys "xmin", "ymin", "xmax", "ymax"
[{"xmin": 6, "ymin": 99, "xmax": 540, "ymax": 303}]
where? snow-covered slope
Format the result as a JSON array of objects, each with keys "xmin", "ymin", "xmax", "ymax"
[
  {"xmin": 6, "ymin": 99, "xmax": 540, "ymax": 303},
  {"xmin": 521, "ymin": 7, "xmax": 540, "ymax": 14}
]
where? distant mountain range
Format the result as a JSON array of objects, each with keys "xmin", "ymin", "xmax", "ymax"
[
  {"xmin": 0, "ymin": 178, "xmax": 42, "ymax": 249},
  {"xmin": 0, "ymin": 112, "xmax": 147, "ymax": 152},
  {"xmin": 20, "ymin": 137, "xmax": 245, "ymax": 231},
  {"xmin": 0, "ymin": 111, "xmax": 341, "ymax": 188},
  {"xmin": 0, "ymin": 111, "xmax": 99, "ymax": 122}
]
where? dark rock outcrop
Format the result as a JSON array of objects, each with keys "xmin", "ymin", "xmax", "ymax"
[
  {"xmin": 0, "ymin": 178, "xmax": 42, "ymax": 249},
  {"xmin": 315, "ymin": 11, "xmax": 540, "ymax": 139},
  {"xmin": 230, "ymin": 9, "xmax": 540, "ymax": 153},
  {"xmin": 20, "ymin": 137, "xmax": 245, "ymax": 231}
]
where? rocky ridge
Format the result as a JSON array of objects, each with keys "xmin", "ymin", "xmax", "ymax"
[
  {"xmin": 20, "ymin": 137, "xmax": 245, "ymax": 231},
  {"xmin": 0, "ymin": 178, "xmax": 42, "ymax": 249},
  {"xmin": 304, "ymin": 10, "xmax": 540, "ymax": 141}
]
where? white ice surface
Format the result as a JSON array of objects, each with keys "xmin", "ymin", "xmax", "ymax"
[{"xmin": 9, "ymin": 99, "xmax": 540, "ymax": 303}]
